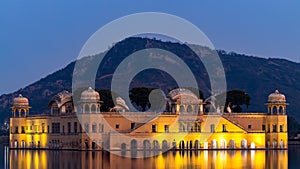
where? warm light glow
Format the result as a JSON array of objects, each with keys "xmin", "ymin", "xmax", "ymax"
[{"xmin": 250, "ymin": 142, "xmax": 256, "ymax": 149}]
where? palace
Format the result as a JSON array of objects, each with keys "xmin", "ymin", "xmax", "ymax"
[{"xmin": 9, "ymin": 87, "xmax": 288, "ymax": 151}]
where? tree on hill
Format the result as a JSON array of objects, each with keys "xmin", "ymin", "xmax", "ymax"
[
  {"xmin": 129, "ymin": 87, "xmax": 204, "ymax": 112},
  {"xmin": 129, "ymin": 87, "xmax": 156, "ymax": 111},
  {"xmin": 215, "ymin": 90, "xmax": 251, "ymax": 112},
  {"xmin": 98, "ymin": 89, "xmax": 119, "ymax": 112}
]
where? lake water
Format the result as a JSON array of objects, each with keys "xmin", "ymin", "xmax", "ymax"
[{"xmin": 1, "ymin": 145, "xmax": 299, "ymax": 169}]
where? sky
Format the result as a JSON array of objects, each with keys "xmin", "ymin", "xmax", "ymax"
[{"xmin": 0, "ymin": 1, "xmax": 300, "ymax": 95}]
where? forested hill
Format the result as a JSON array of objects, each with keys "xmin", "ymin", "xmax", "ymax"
[{"xmin": 1, "ymin": 37, "xmax": 300, "ymax": 127}]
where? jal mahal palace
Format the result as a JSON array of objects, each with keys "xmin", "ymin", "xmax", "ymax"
[{"xmin": 9, "ymin": 87, "xmax": 288, "ymax": 151}]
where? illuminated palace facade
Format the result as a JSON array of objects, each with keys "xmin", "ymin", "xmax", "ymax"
[{"xmin": 9, "ymin": 87, "xmax": 288, "ymax": 151}]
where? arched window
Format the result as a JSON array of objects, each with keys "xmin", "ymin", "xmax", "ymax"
[
  {"xmin": 162, "ymin": 140, "xmax": 168, "ymax": 151},
  {"xmin": 85, "ymin": 105, "xmax": 90, "ymax": 113},
  {"xmin": 66, "ymin": 106, "xmax": 72, "ymax": 114},
  {"xmin": 143, "ymin": 140, "xmax": 151, "ymax": 150},
  {"xmin": 91, "ymin": 104, "xmax": 97, "ymax": 113},
  {"xmin": 220, "ymin": 139, "xmax": 227, "ymax": 149},
  {"xmin": 130, "ymin": 139, "xmax": 137, "ymax": 150},
  {"xmin": 279, "ymin": 106, "xmax": 283, "ymax": 114},
  {"xmin": 272, "ymin": 106, "xmax": 277, "ymax": 114},
  {"xmin": 92, "ymin": 123, "xmax": 97, "ymax": 133},
  {"xmin": 52, "ymin": 103, "xmax": 59, "ymax": 115},
  {"xmin": 180, "ymin": 105, "xmax": 185, "ymax": 113},
  {"xmin": 179, "ymin": 123, "xmax": 185, "ymax": 132},
  {"xmin": 187, "ymin": 123, "xmax": 192, "ymax": 132},
  {"xmin": 121, "ymin": 143, "xmax": 126, "ymax": 151},
  {"xmin": 179, "ymin": 140, "xmax": 185, "ymax": 149},
  {"xmin": 189, "ymin": 140, "xmax": 193, "ymax": 149},
  {"xmin": 195, "ymin": 123, "xmax": 201, "ymax": 132},
  {"xmin": 153, "ymin": 140, "xmax": 160, "ymax": 150},
  {"xmin": 20, "ymin": 109, "xmax": 26, "ymax": 117},
  {"xmin": 194, "ymin": 140, "xmax": 199, "ymax": 149},
  {"xmin": 241, "ymin": 139, "xmax": 247, "ymax": 149},
  {"xmin": 187, "ymin": 105, "xmax": 193, "ymax": 113}
]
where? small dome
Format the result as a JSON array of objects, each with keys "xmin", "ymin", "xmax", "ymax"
[
  {"xmin": 13, "ymin": 94, "xmax": 29, "ymax": 107},
  {"xmin": 168, "ymin": 88, "xmax": 199, "ymax": 103},
  {"xmin": 49, "ymin": 90, "xmax": 72, "ymax": 107},
  {"xmin": 80, "ymin": 87, "xmax": 100, "ymax": 102},
  {"xmin": 268, "ymin": 89, "xmax": 286, "ymax": 103}
]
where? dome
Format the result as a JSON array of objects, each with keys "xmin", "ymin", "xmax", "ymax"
[
  {"xmin": 115, "ymin": 97, "xmax": 129, "ymax": 111},
  {"xmin": 49, "ymin": 90, "xmax": 72, "ymax": 107},
  {"xmin": 13, "ymin": 94, "xmax": 29, "ymax": 107},
  {"xmin": 268, "ymin": 89, "xmax": 286, "ymax": 103},
  {"xmin": 168, "ymin": 88, "xmax": 200, "ymax": 104},
  {"xmin": 80, "ymin": 87, "xmax": 100, "ymax": 102}
]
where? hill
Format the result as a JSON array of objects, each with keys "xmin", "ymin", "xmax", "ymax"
[{"xmin": 1, "ymin": 37, "xmax": 300, "ymax": 128}]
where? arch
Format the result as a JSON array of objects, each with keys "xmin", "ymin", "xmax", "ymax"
[
  {"xmin": 85, "ymin": 104, "xmax": 90, "ymax": 113},
  {"xmin": 180, "ymin": 123, "xmax": 185, "ymax": 132},
  {"xmin": 85, "ymin": 140, "xmax": 89, "ymax": 149},
  {"xmin": 91, "ymin": 104, "xmax": 97, "ymax": 113},
  {"xmin": 66, "ymin": 106, "xmax": 72, "ymax": 114},
  {"xmin": 180, "ymin": 105, "xmax": 185, "ymax": 113},
  {"xmin": 130, "ymin": 139, "xmax": 137, "ymax": 150},
  {"xmin": 229, "ymin": 140, "xmax": 236, "ymax": 149},
  {"xmin": 250, "ymin": 142, "xmax": 256, "ymax": 149},
  {"xmin": 21, "ymin": 140, "xmax": 26, "ymax": 148},
  {"xmin": 20, "ymin": 109, "xmax": 26, "ymax": 117},
  {"xmin": 153, "ymin": 140, "xmax": 160, "ymax": 150},
  {"xmin": 220, "ymin": 139, "xmax": 227, "ymax": 149},
  {"xmin": 92, "ymin": 123, "xmax": 97, "ymax": 133},
  {"xmin": 143, "ymin": 140, "xmax": 151, "ymax": 157},
  {"xmin": 92, "ymin": 141, "xmax": 96, "ymax": 149},
  {"xmin": 272, "ymin": 106, "xmax": 277, "ymax": 114},
  {"xmin": 195, "ymin": 123, "xmax": 201, "ymax": 132},
  {"xmin": 203, "ymin": 142, "xmax": 208, "ymax": 149},
  {"xmin": 273, "ymin": 139, "xmax": 278, "ymax": 148},
  {"xmin": 162, "ymin": 140, "xmax": 168, "ymax": 151},
  {"xmin": 143, "ymin": 140, "xmax": 151, "ymax": 150},
  {"xmin": 179, "ymin": 140, "xmax": 185, "ymax": 149},
  {"xmin": 14, "ymin": 140, "xmax": 18, "ymax": 148},
  {"xmin": 279, "ymin": 140, "xmax": 284, "ymax": 148},
  {"xmin": 241, "ymin": 139, "xmax": 247, "ymax": 149},
  {"xmin": 211, "ymin": 139, "xmax": 217, "ymax": 149},
  {"xmin": 194, "ymin": 140, "xmax": 199, "ymax": 149},
  {"xmin": 121, "ymin": 143, "xmax": 126, "ymax": 151},
  {"xmin": 52, "ymin": 103, "xmax": 59, "ymax": 115},
  {"xmin": 187, "ymin": 105, "xmax": 193, "ymax": 113},
  {"xmin": 278, "ymin": 106, "xmax": 283, "ymax": 114},
  {"xmin": 187, "ymin": 123, "xmax": 192, "ymax": 132},
  {"xmin": 189, "ymin": 140, "xmax": 193, "ymax": 149}
]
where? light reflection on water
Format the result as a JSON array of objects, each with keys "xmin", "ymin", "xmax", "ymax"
[{"xmin": 1, "ymin": 146, "xmax": 293, "ymax": 169}]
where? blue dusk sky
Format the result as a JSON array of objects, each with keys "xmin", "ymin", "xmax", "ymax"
[{"xmin": 0, "ymin": 1, "xmax": 299, "ymax": 95}]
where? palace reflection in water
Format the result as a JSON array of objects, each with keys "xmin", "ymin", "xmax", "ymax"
[{"xmin": 4, "ymin": 147, "xmax": 288, "ymax": 169}]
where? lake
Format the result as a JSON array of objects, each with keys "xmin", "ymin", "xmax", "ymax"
[{"xmin": 1, "ymin": 145, "xmax": 299, "ymax": 169}]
